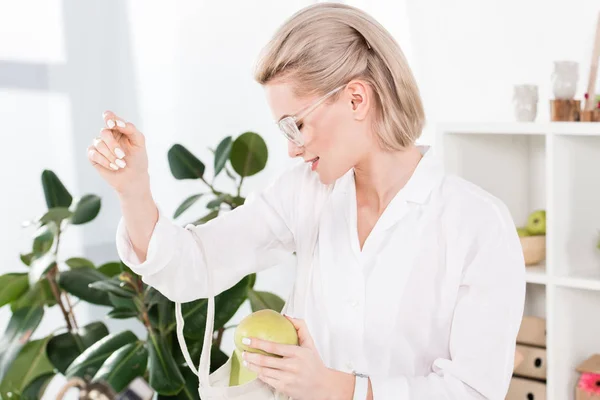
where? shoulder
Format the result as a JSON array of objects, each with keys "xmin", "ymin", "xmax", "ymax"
[{"xmin": 436, "ymin": 173, "xmax": 516, "ymax": 238}]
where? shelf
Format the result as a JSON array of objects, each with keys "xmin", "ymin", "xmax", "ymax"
[
  {"xmin": 525, "ymin": 265, "xmax": 548, "ymax": 285},
  {"xmin": 438, "ymin": 121, "xmax": 600, "ymax": 400},
  {"xmin": 437, "ymin": 121, "xmax": 600, "ymax": 136}
]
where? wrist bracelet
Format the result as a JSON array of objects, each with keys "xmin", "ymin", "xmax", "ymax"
[{"xmin": 352, "ymin": 371, "xmax": 369, "ymax": 400}]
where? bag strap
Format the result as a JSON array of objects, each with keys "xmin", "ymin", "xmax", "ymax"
[{"xmin": 174, "ymin": 224, "xmax": 215, "ymax": 387}]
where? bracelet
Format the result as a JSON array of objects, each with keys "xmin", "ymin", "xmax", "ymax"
[{"xmin": 352, "ymin": 371, "xmax": 369, "ymax": 400}]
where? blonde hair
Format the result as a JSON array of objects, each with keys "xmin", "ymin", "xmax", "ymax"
[{"xmin": 254, "ymin": 2, "xmax": 425, "ymax": 150}]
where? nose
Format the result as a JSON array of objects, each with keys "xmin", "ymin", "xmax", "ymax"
[{"xmin": 288, "ymin": 140, "xmax": 303, "ymax": 158}]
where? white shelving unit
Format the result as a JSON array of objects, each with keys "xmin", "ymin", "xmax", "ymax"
[{"xmin": 436, "ymin": 122, "xmax": 600, "ymax": 400}]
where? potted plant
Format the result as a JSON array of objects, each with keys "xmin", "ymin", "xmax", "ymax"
[{"xmin": 0, "ymin": 131, "xmax": 285, "ymax": 399}]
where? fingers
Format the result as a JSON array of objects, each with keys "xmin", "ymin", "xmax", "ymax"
[
  {"xmin": 242, "ymin": 351, "xmax": 291, "ymax": 371},
  {"xmin": 243, "ymin": 337, "xmax": 299, "ymax": 358},
  {"xmin": 102, "ymin": 110, "xmax": 144, "ymax": 146},
  {"xmin": 87, "ymin": 145, "xmax": 119, "ymax": 171},
  {"xmin": 284, "ymin": 316, "xmax": 315, "ymax": 348},
  {"xmin": 97, "ymin": 129, "xmax": 127, "ymax": 168}
]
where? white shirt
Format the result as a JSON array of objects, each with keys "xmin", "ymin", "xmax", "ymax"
[{"xmin": 116, "ymin": 145, "xmax": 526, "ymax": 400}]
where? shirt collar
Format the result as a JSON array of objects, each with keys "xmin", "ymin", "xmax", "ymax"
[{"xmin": 338, "ymin": 144, "xmax": 444, "ymax": 206}]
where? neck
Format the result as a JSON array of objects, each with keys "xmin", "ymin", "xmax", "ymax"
[{"xmin": 353, "ymin": 144, "xmax": 423, "ymax": 213}]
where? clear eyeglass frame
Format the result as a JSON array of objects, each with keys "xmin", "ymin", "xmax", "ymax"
[{"xmin": 276, "ymin": 85, "xmax": 345, "ymax": 147}]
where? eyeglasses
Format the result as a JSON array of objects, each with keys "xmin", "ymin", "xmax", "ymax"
[{"xmin": 276, "ymin": 85, "xmax": 345, "ymax": 147}]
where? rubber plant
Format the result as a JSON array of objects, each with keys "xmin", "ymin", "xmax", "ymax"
[{"xmin": 0, "ymin": 131, "xmax": 285, "ymax": 399}]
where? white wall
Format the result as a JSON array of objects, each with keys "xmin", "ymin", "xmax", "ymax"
[{"xmin": 1, "ymin": 0, "xmax": 599, "ymax": 398}]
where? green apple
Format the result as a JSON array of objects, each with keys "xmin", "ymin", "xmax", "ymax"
[
  {"xmin": 517, "ymin": 227, "xmax": 530, "ymax": 238},
  {"xmin": 230, "ymin": 309, "xmax": 298, "ymax": 386},
  {"xmin": 234, "ymin": 309, "xmax": 298, "ymax": 357},
  {"xmin": 526, "ymin": 210, "xmax": 546, "ymax": 236},
  {"xmin": 229, "ymin": 348, "xmax": 258, "ymax": 386}
]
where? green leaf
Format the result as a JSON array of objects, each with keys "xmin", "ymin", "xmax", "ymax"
[
  {"xmin": 28, "ymin": 252, "xmax": 56, "ymax": 286},
  {"xmin": 230, "ymin": 132, "xmax": 268, "ymax": 177},
  {"xmin": 214, "ymin": 136, "xmax": 233, "ymax": 178},
  {"xmin": 0, "ymin": 307, "xmax": 44, "ymax": 384},
  {"xmin": 41, "ymin": 170, "xmax": 73, "ymax": 208},
  {"xmin": 70, "ymin": 194, "xmax": 101, "ymax": 225},
  {"xmin": 248, "ymin": 289, "xmax": 285, "ymax": 313},
  {"xmin": 32, "ymin": 225, "xmax": 54, "ymax": 257},
  {"xmin": 107, "ymin": 308, "xmax": 139, "ymax": 319},
  {"xmin": 66, "ymin": 331, "xmax": 138, "ymax": 380},
  {"xmin": 169, "ymin": 275, "xmax": 250, "ymax": 340},
  {"xmin": 210, "ymin": 346, "xmax": 229, "ymax": 373},
  {"xmin": 213, "ymin": 276, "xmax": 251, "ymax": 331},
  {"xmin": 0, "ymin": 273, "xmax": 29, "ymax": 308},
  {"xmin": 206, "ymin": 194, "xmax": 232, "ymax": 209},
  {"xmin": 225, "ymin": 166, "xmax": 237, "ymax": 181},
  {"xmin": 190, "ymin": 209, "xmax": 219, "ymax": 226},
  {"xmin": 20, "ymin": 371, "xmax": 54, "ymax": 400},
  {"xmin": 57, "ymin": 268, "xmax": 112, "ymax": 306},
  {"xmin": 88, "ymin": 278, "xmax": 136, "ymax": 298},
  {"xmin": 39, "ymin": 207, "xmax": 73, "ymax": 227},
  {"xmin": 0, "ymin": 336, "xmax": 54, "ymax": 400},
  {"xmin": 145, "ymin": 287, "xmax": 168, "ymax": 308},
  {"xmin": 20, "ymin": 253, "xmax": 34, "ymax": 267},
  {"xmin": 247, "ymin": 273, "xmax": 257, "ymax": 289},
  {"xmin": 174, "ymin": 194, "xmax": 204, "ymax": 219},
  {"xmin": 157, "ymin": 365, "xmax": 201, "ymax": 400},
  {"xmin": 47, "ymin": 322, "xmax": 109, "ymax": 374},
  {"xmin": 148, "ymin": 332, "xmax": 185, "ymax": 395},
  {"xmin": 109, "ymin": 293, "xmax": 138, "ymax": 311},
  {"xmin": 168, "ymin": 144, "xmax": 206, "ymax": 180},
  {"xmin": 97, "ymin": 261, "xmax": 122, "ymax": 277},
  {"xmin": 65, "ymin": 257, "xmax": 95, "ymax": 269},
  {"xmin": 93, "ymin": 341, "xmax": 148, "ymax": 393},
  {"xmin": 232, "ymin": 196, "xmax": 245, "ymax": 208},
  {"xmin": 11, "ymin": 279, "xmax": 56, "ymax": 312}
]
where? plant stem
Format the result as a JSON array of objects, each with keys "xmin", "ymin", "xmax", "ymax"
[
  {"xmin": 236, "ymin": 176, "xmax": 244, "ymax": 198},
  {"xmin": 47, "ymin": 267, "xmax": 73, "ymax": 331},
  {"xmin": 48, "ymin": 224, "xmax": 80, "ymax": 332},
  {"xmin": 64, "ymin": 293, "xmax": 79, "ymax": 330},
  {"xmin": 215, "ymin": 327, "xmax": 225, "ymax": 348},
  {"xmin": 200, "ymin": 176, "xmax": 223, "ymax": 197}
]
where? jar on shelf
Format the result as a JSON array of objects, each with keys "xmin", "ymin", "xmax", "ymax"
[
  {"xmin": 513, "ymin": 84, "xmax": 538, "ymax": 122},
  {"xmin": 552, "ymin": 60, "xmax": 579, "ymax": 100}
]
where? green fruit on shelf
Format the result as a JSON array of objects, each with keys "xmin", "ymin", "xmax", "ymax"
[
  {"xmin": 517, "ymin": 227, "xmax": 530, "ymax": 238},
  {"xmin": 526, "ymin": 210, "xmax": 546, "ymax": 236}
]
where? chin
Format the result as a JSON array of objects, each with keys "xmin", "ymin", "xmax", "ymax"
[{"xmin": 314, "ymin": 165, "xmax": 348, "ymax": 185}]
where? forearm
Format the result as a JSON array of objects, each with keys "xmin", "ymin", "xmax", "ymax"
[{"xmin": 118, "ymin": 177, "xmax": 158, "ymax": 263}]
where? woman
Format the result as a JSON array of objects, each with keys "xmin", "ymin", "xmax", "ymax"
[{"xmin": 88, "ymin": 3, "xmax": 525, "ymax": 399}]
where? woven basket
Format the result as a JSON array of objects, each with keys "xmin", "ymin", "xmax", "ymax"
[{"xmin": 520, "ymin": 235, "xmax": 546, "ymax": 266}]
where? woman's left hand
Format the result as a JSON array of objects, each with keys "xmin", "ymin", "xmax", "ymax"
[{"xmin": 241, "ymin": 315, "xmax": 334, "ymax": 400}]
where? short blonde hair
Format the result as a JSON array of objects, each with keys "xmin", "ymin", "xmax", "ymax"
[{"xmin": 254, "ymin": 2, "xmax": 425, "ymax": 150}]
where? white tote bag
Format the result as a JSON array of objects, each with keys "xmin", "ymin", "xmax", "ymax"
[{"xmin": 175, "ymin": 224, "xmax": 292, "ymax": 400}]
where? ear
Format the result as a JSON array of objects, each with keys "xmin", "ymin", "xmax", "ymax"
[{"xmin": 345, "ymin": 80, "xmax": 371, "ymax": 121}]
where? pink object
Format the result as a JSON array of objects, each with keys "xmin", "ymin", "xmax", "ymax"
[{"xmin": 579, "ymin": 373, "xmax": 600, "ymax": 394}]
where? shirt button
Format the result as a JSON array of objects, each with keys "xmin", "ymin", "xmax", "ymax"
[
  {"xmin": 350, "ymin": 299, "xmax": 359, "ymax": 307},
  {"xmin": 346, "ymin": 361, "xmax": 354, "ymax": 371}
]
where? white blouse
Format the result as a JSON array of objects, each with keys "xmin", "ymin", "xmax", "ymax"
[{"xmin": 116, "ymin": 145, "xmax": 526, "ymax": 400}]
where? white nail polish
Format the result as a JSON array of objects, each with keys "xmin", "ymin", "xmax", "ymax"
[
  {"xmin": 102, "ymin": 111, "xmax": 108, "ymax": 118},
  {"xmin": 115, "ymin": 159, "xmax": 126, "ymax": 168},
  {"xmin": 115, "ymin": 148, "xmax": 125, "ymax": 159},
  {"xmin": 110, "ymin": 163, "xmax": 119, "ymax": 170},
  {"xmin": 242, "ymin": 337, "xmax": 251, "ymax": 346},
  {"xmin": 116, "ymin": 120, "xmax": 126, "ymax": 128},
  {"xmin": 243, "ymin": 360, "xmax": 248, "ymax": 368},
  {"xmin": 107, "ymin": 119, "xmax": 116, "ymax": 128}
]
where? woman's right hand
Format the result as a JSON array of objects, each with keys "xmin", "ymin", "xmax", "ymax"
[{"xmin": 87, "ymin": 111, "xmax": 150, "ymax": 196}]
